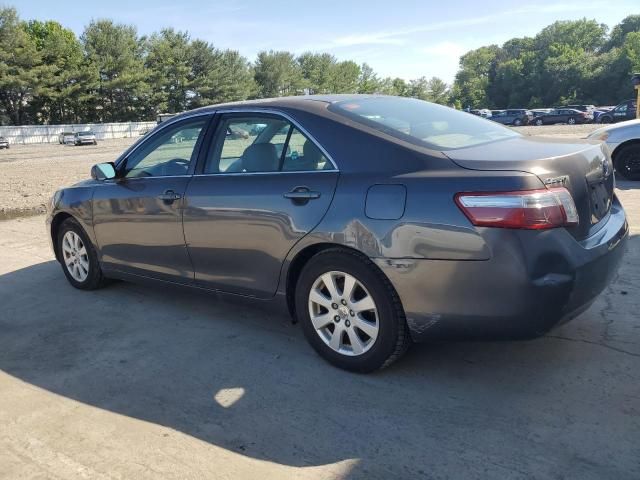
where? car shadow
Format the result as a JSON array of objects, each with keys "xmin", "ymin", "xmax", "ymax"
[{"xmin": 0, "ymin": 247, "xmax": 638, "ymax": 479}]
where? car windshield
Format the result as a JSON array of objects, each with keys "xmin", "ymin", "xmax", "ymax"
[
  {"xmin": 78, "ymin": 132, "xmax": 93, "ymax": 136},
  {"xmin": 329, "ymin": 97, "xmax": 519, "ymax": 150}
]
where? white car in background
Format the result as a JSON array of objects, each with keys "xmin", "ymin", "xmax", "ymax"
[
  {"xmin": 588, "ymin": 119, "xmax": 640, "ymax": 180},
  {"xmin": 58, "ymin": 131, "xmax": 75, "ymax": 144},
  {"xmin": 73, "ymin": 131, "xmax": 97, "ymax": 146}
]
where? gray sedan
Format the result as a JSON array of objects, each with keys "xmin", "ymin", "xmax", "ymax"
[
  {"xmin": 587, "ymin": 119, "xmax": 640, "ymax": 180},
  {"xmin": 46, "ymin": 95, "xmax": 628, "ymax": 372}
]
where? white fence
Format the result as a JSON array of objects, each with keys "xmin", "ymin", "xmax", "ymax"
[{"xmin": 0, "ymin": 121, "xmax": 157, "ymax": 145}]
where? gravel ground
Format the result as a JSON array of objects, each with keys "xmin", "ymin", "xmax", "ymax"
[
  {"xmin": 0, "ymin": 123, "xmax": 605, "ymax": 220},
  {"xmin": 0, "ymin": 138, "xmax": 139, "ymax": 219}
]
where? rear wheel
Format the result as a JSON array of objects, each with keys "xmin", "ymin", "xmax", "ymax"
[
  {"xmin": 567, "ymin": 117, "xmax": 576, "ymax": 125},
  {"xmin": 57, "ymin": 218, "xmax": 106, "ymax": 290},
  {"xmin": 295, "ymin": 249, "xmax": 410, "ymax": 372},
  {"xmin": 534, "ymin": 118, "xmax": 543, "ymax": 126},
  {"xmin": 513, "ymin": 118, "xmax": 522, "ymax": 126},
  {"xmin": 614, "ymin": 144, "xmax": 640, "ymax": 181},
  {"xmin": 601, "ymin": 116, "xmax": 612, "ymax": 124}
]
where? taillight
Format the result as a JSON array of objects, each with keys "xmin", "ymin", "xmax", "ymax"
[{"xmin": 455, "ymin": 188, "xmax": 579, "ymax": 229}]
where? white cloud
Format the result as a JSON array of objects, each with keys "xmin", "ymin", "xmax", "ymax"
[{"xmin": 421, "ymin": 42, "xmax": 467, "ymax": 58}]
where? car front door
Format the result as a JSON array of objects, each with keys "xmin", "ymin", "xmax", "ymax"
[
  {"xmin": 92, "ymin": 115, "xmax": 210, "ymax": 282},
  {"xmin": 612, "ymin": 104, "xmax": 629, "ymax": 123},
  {"xmin": 182, "ymin": 112, "xmax": 339, "ymax": 298}
]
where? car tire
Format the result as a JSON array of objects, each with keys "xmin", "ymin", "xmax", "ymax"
[
  {"xmin": 295, "ymin": 248, "xmax": 410, "ymax": 373},
  {"xmin": 601, "ymin": 116, "xmax": 612, "ymax": 124},
  {"xmin": 93, "ymin": 140, "xmax": 97, "ymax": 145},
  {"xmin": 513, "ymin": 118, "xmax": 522, "ymax": 126},
  {"xmin": 535, "ymin": 119, "xmax": 543, "ymax": 126},
  {"xmin": 568, "ymin": 117, "xmax": 576, "ymax": 125},
  {"xmin": 614, "ymin": 144, "xmax": 640, "ymax": 181},
  {"xmin": 57, "ymin": 218, "xmax": 107, "ymax": 290}
]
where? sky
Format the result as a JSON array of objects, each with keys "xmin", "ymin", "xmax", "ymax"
[{"xmin": 14, "ymin": 0, "xmax": 640, "ymax": 83}]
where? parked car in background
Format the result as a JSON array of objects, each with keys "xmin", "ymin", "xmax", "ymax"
[
  {"xmin": 58, "ymin": 131, "xmax": 75, "ymax": 144},
  {"xmin": 588, "ymin": 119, "xmax": 640, "ymax": 180},
  {"xmin": 74, "ymin": 131, "xmax": 97, "ymax": 146},
  {"xmin": 563, "ymin": 105, "xmax": 595, "ymax": 122},
  {"xmin": 47, "ymin": 95, "xmax": 627, "ymax": 372},
  {"xmin": 597, "ymin": 99, "xmax": 637, "ymax": 124},
  {"xmin": 469, "ymin": 108, "xmax": 492, "ymax": 118},
  {"xmin": 533, "ymin": 108, "xmax": 589, "ymax": 125},
  {"xmin": 0, "ymin": 136, "xmax": 9, "ymax": 149},
  {"xmin": 593, "ymin": 106, "xmax": 615, "ymax": 123},
  {"xmin": 490, "ymin": 109, "xmax": 533, "ymax": 126},
  {"xmin": 530, "ymin": 109, "xmax": 553, "ymax": 118},
  {"xmin": 157, "ymin": 113, "xmax": 177, "ymax": 124}
]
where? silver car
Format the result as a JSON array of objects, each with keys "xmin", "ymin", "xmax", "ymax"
[
  {"xmin": 74, "ymin": 131, "xmax": 97, "ymax": 146},
  {"xmin": 587, "ymin": 119, "xmax": 640, "ymax": 180}
]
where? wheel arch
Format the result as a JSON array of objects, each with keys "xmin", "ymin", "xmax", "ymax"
[
  {"xmin": 611, "ymin": 139, "xmax": 640, "ymax": 166},
  {"xmin": 50, "ymin": 212, "xmax": 75, "ymax": 262},
  {"xmin": 284, "ymin": 242, "xmax": 400, "ymax": 322}
]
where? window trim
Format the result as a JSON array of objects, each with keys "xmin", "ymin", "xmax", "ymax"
[{"xmin": 197, "ymin": 108, "xmax": 339, "ymax": 175}]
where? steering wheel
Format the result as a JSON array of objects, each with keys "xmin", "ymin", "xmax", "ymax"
[{"xmin": 161, "ymin": 158, "xmax": 190, "ymax": 176}]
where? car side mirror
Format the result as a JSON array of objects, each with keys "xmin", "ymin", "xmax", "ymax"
[{"xmin": 91, "ymin": 162, "xmax": 117, "ymax": 180}]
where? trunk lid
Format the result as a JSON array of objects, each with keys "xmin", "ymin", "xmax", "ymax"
[{"xmin": 444, "ymin": 136, "xmax": 614, "ymax": 240}]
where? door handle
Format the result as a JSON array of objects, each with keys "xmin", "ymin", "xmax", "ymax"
[
  {"xmin": 158, "ymin": 190, "xmax": 182, "ymax": 203},
  {"xmin": 283, "ymin": 187, "xmax": 321, "ymax": 201}
]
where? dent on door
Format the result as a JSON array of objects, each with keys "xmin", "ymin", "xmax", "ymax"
[{"xmin": 182, "ymin": 172, "xmax": 339, "ymax": 298}]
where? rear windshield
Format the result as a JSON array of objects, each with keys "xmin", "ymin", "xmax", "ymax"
[
  {"xmin": 78, "ymin": 131, "xmax": 93, "ymax": 136},
  {"xmin": 328, "ymin": 97, "xmax": 519, "ymax": 151}
]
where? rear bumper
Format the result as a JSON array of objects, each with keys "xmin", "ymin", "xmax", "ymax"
[{"xmin": 375, "ymin": 198, "xmax": 628, "ymax": 341}]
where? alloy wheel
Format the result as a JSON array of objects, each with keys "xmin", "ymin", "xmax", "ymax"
[
  {"xmin": 62, "ymin": 230, "xmax": 89, "ymax": 282},
  {"xmin": 308, "ymin": 271, "xmax": 379, "ymax": 356}
]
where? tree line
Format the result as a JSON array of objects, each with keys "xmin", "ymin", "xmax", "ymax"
[
  {"xmin": 0, "ymin": 6, "xmax": 448, "ymax": 125},
  {"xmin": 1, "ymin": 6, "xmax": 639, "ymax": 126},
  {"xmin": 453, "ymin": 16, "xmax": 640, "ymax": 109}
]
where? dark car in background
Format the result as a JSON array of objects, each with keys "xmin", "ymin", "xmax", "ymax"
[
  {"xmin": 490, "ymin": 109, "xmax": 533, "ymax": 126},
  {"xmin": 597, "ymin": 99, "xmax": 637, "ymax": 124},
  {"xmin": 47, "ymin": 95, "xmax": 627, "ymax": 372},
  {"xmin": 533, "ymin": 108, "xmax": 590, "ymax": 125},
  {"xmin": 0, "ymin": 136, "xmax": 9, "ymax": 149}
]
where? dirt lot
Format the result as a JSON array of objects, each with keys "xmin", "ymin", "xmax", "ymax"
[
  {"xmin": 1, "ymin": 123, "xmax": 639, "ymax": 479},
  {"xmin": 0, "ymin": 124, "xmax": 604, "ymax": 219}
]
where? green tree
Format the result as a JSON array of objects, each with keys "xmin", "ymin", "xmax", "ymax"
[
  {"xmin": 24, "ymin": 20, "xmax": 89, "ymax": 123},
  {"xmin": 357, "ymin": 63, "xmax": 380, "ymax": 93},
  {"xmin": 0, "ymin": 7, "xmax": 44, "ymax": 124},
  {"xmin": 81, "ymin": 19, "xmax": 148, "ymax": 121},
  {"xmin": 328, "ymin": 61, "xmax": 361, "ymax": 93},
  {"xmin": 189, "ymin": 42, "xmax": 254, "ymax": 107},
  {"xmin": 253, "ymin": 50, "xmax": 304, "ymax": 97},
  {"xmin": 452, "ymin": 45, "xmax": 499, "ymax": 108},
  {"xmin": 145, "ymin": 28, "xmax": 192, "ymax": 114}
]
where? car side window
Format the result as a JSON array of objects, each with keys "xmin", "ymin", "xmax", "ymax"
[
  {"xmin": 282, "ymin": 128, "xmax": 332, "ymax": 171},
  {"xmin": 124, "ymin": 118, "xmax": 207, "ymax": 178},
  {"xmin": 205, "ymin": 115, "xmax": 332, "ymax": 173}
]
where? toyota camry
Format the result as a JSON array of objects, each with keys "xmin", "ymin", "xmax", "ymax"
[{"xmin": 47, "ymin": 95, "xmax": 628, "ymax": 372}]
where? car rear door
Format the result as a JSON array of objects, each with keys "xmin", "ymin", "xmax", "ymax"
[
  {"xmin": 92, "ymin": 115, "xmax": 211, "ymax": 283},
  {"xmin": 182, "ymin": 112, "xmax": 339, "ymax": 298}
]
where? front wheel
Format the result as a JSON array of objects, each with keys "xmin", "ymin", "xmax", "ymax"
[
  {"xmin": 295, "ymin": 249, "xmax": 410, "ymax": 372},
  {"xmin": 513, "ymin": 118, "xmax": 522, "ymax": 126},
  {"xmin": 614, "ymin": 144, "xmax": 640, "ymax": 181},
  {"xmin": 57, "ymin": 218, "xmax": 107, "ymax": 290},
  {"xmin": 567, "ymin": 117, "xmax": 576, "ymax": 125},
  {"xmin": 535, "ymin": 119, "xmax": 543, "ymax": 126}
]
